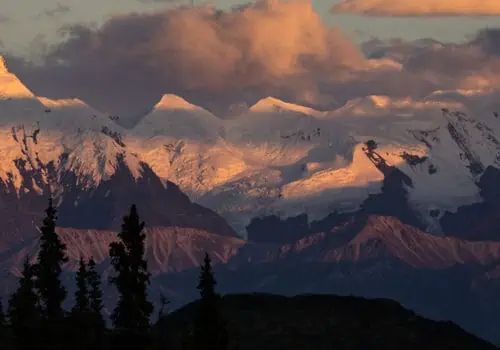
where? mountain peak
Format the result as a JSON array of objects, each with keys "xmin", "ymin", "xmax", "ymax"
[
  {"xmin": 250, "ymin": 96, "xmax": 298, "ymax": 112},
  {"xmin": 154, "ymin": 94, "xmax": 199, "ymax": 111},
  {"xmin": 0, "ymin": 57, "xmax": 35, "ymax": 99},
  {"xmin": 249, "ymin": 96, "xmax": 320, "ymax": 116}
]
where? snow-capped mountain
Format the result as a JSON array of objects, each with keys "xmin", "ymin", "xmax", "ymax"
[{"xmin": 2, "ymin": 55, "xmax": 500, "ymax": 240}]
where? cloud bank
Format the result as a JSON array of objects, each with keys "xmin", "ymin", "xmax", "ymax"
[
  {"xmin": 3, "ymin": 0, "xmax": 500, "ymax": 117},
  {"xmin": 6, "ymin": 0, "xmax": 363, "ymax": 116},
  {"xmin": 331, "ymin": 0, "xmax": 500, "ymax": 17}
]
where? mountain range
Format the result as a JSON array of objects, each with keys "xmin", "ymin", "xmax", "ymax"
[{"xmin": 1, "ymin": 56, "xmax": 500, "ymax": 344}]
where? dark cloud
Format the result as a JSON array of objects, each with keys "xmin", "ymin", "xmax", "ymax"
[
  {"xmin": 3, "ymin": 1, "xmax": 500, "ymax": 117},
  {"xmin": 471, "ymin": 28, "xmax": 500, "ymax": 56},
  {"xmin": 0, "ymin": 15, "xmax": 10, "ymax": 23}
]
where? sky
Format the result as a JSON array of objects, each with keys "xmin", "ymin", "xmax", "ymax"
[
  {"xmin": 0, "ymin": 0, "xmax": 499, "ymax": 118},
  {"xmin": 0, "ymin": 0, "xmax": 499, "ymax": 57}
]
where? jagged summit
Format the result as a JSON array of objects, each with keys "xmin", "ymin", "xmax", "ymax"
[
  {"xmin": 134, "ymin": 93, "xmax": 222, "ymax": 142},
  {"xmin": 0, "ymin": 57, "xmax": 35, "ymax": 99},
  {"xmin": 276, "ymin": 215, "xmax": 500, "ymax": 269},
  {"xmin": 343, "ymin": 215, "xmax": 500, "ymax": 268}
]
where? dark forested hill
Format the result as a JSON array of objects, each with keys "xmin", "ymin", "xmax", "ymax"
[{"xmin": 156, "ymin": 294, "xmax": 499, "ymax": 350}]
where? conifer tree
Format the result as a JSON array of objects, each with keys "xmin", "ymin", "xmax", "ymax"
[
  {"xmin": 34, "ymin": 196, "xmax": 69, "ymax": 322},
  {"xmin": 0, "ymin": 297, "xmax": 6, "ymax": 350},
  {"xmin": 0, "ymin": 298, "xmax": 5, "ymax": 329},
  {"xmin": 73, "ymin": 257, "xmax": 89, "ymax": 314},
  {"xmin": 109, "ymin": 204, "xmax": 153, "ymax": 348},
  {"xmin": 8, "ymin": 256, "xmax": 41, "ymax": 350},
  {"xmin": 87, "ymin": 257, "xmax": 106, "ymax": 350},
  {"xmin": 192, "ymin": 253, "xmax": 228, "ymax": 350},
  {"xmin": 33, "ymin": 196, "xmax": 69, "ymax": 350},
  {"xmin": 70, "ymin": 257, "xmax": 105, "ymax": 350},
  {"xmin": 69, "ymin": 257, "xmax": 91, "ymax": 350},
  {"xmin": 87, "ymin": 257, "xmax": 104, "ymax": 325}
]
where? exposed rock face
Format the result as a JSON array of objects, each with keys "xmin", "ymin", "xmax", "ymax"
[
  {"xmin": 441, "ymin": 166, "xmax": 500, "ymax": 241},
  {"xmin": 4, "ymin": 226, "xmax": 245, "ymax": 276},
  {"xmin": 0, "ymin": 159, "xmax": 236, "ymax": 250}
]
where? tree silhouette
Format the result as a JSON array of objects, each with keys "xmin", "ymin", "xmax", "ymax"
[
  {"xmin": 87, "ymin": 257, "xmax": 105, "ymax": 350},
  {"xmin": 0, "ymin": 297, "xmax": 6, "ymax": 350},
  {"xmin": 33, "ymin": 196, "xmax": 69, "ymax": 350},
  {"xmin": 70, "ymin": 257, "xmax": 105, "ymax": 350},
  {"xmin": 0, "ymin": 298, "xmax": 5, "ymax": 327},
  {"xmin": 87, "ymin": 257, "xmax": 104, "ymax": 325},
  {"xmin": 8, "ymin": 256, "xmax": 41, "ymax": 350},
  {"xmin": 72, "ymin": 257, "xmax": 89, "ymax": 314},
  {"xmin": 109, "ymin": 204, "xmax": 153, "ymax": 349},
  {"xmin": 34, "ymin": 196, "xmax": 68, "ymax": 320},
  {"xmin": 192, "ymin": 253, "xmax": 228, "ymax": 350}
]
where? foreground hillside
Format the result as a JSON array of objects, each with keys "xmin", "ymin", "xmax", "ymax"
[{"xmin": 157, "ymin": 294, "xmax": 499, "ymax": 350}]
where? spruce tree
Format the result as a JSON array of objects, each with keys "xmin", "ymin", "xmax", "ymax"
[
  {"xmin": 69, "ymin": 257, "xmax": 91, "ymax": 350},
  {"xmin": 8, "ymin": 256, "xmax": 41, "ymax": 350},
  {"xmin": 0, "ymin": 297, "xmax": 6, "ymax": 350},
  {"xmin": 87, "ymin": 257, "xmax": 106, "ymax": 350},
  {"xmin": 70, "ymin": 257, "xmax": 105, "ymax": 350},
  {"xmin": 33, "ymin": 196, "xmax": 69, "ymax": 350},
  {"xmin": 109, "ymin": 204, "xmax": 153, "ymax": 348},
  {"xmin": 0, "ymin": 299, "xmax": 7, "ymax": 350},
  {"xmin": 0, "ymin": 298, "xmax": 5, "ymax": 327},
  {"xmin": 73, "ymin": 257, "xmax": 89, "ymax": 314},
  {"xmin": 34, "ymin": 196, "xmax": 69, "ymax": 321},
  {"xmin": 87, "ymin": 257, "xmax": 104, "ymax": 324},
  {"xmin": 192, "ymin": 253, "xmax": 228, "ymax": 350}
]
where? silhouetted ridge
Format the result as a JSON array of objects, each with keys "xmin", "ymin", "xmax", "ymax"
[{"xmin": 157, "ymin": 294, "xmax": 498, "ymax": 350}]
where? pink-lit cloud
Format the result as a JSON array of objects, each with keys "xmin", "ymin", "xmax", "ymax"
[{"xmin": 331, "ymin": 0, "xmax": 500, "ymax": 17}]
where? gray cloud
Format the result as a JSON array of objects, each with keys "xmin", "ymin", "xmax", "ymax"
[{"xmin": 35, "ymin": 3, "xmax": 71, "ymax": 19}]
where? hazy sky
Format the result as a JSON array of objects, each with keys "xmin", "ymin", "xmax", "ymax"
[{"xmin": 0, "ymin": 0, "xmax": 498, "ymax": 57}]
